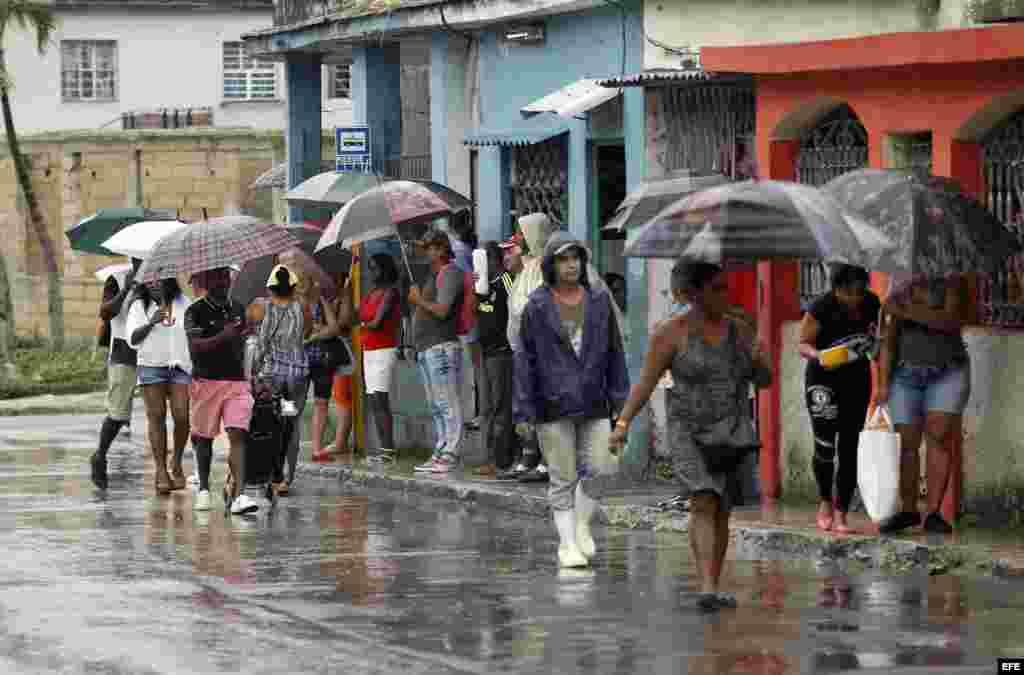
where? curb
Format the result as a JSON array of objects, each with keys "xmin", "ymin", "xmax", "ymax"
[{"xmin": 295, "ymin": 461, "xmax": 1024, "ymax": 579}]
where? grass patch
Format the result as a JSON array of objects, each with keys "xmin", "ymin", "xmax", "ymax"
[{"xmin": 0, "ymin": 345, "xmax": 105, "ymax": 400}]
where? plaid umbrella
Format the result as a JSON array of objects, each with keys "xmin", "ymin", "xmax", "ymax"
[
  {"xmin": 136, "ymin": 216, "xmax": 301, "ymax": 283},
  {"xmin": 315, "ymin": 180, "xmax": 455, "ymax": 252},
  {"xmin": 65, "ymin": 207, "xmax": 178, "ymax": 256},
  {"xmin": 824, "ymin": 169, "xmax": 1023, "ymax": 277},
  {"xmin": 230, "ymin": 225, "xmax": 352, "ymax": 307},
  {"xmin": 624, "ymin": 180, "xmax": 896, "ymax": 266}
]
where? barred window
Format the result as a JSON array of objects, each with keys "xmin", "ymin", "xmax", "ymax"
[
  {"xmin": 222, "ymin": 42, "xmax": 277, "ymax": 100},
  {"xmin": 61, "ymin": 40, "xmax": 117, "ymax": 102},
  {"xmin": 330, "ymin": 64, "xmax": 351, "ymax": 99}
]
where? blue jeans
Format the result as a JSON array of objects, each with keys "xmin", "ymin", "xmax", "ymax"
[
  {"xmin": 137, "ymin": 365, "xmax": 191, "ymax": 386},
  {"xmin": 890, "ymin": 361, "xmax": 971, "ymax": 426},
  {"xmin": 416, "ymin": 341, "xmax": 464, "ymax": 458}
]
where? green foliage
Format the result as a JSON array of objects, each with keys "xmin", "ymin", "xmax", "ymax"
[
  {"xmin": 965, "ymin": 0, "xmax": 1024, "ymax": 22},
  {"xmin": 0, "ymin": 344, "xmax": 105, "ymax": 399}
]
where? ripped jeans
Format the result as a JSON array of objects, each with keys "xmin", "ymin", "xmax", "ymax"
[{"xmin": 416, "ymin": 341, "xmax": 465, "ymax": 458}]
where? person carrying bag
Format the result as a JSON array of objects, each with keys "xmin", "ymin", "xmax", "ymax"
[{"xmin": 857, "ymin": 405, "xmax": 901, "ymax": 523}]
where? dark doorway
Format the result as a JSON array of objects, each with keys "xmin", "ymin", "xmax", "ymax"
[{"xmin": 593, "ymin": 143, "xmax": 627, "ymax": 312}]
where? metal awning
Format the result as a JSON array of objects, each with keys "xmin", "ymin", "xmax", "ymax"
[
  {"xmin": 463, "ymin": 113, "xmax": 571, "ymax": 147},
  {"xmin": 598, "ymin": 68, "xmax": 752, "ymax": 88},
  {"xmin": 521, "ymin": 78, "xmax": 619, "ymax": 119}
]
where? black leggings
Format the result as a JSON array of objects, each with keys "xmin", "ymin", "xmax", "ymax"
[{"xmin": 805, "ymin": 369, "xmax": 872, "ymax": 513}]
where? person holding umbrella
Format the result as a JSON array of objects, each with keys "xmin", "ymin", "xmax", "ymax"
[
  {"xmin": 184, "ymin": 268, "xmax": 259, "ymax": 515},
  {"xmin": 798, "ymin": 263, "xmax": 880, "ymax": 534},
  {"xmin": 89, "ymin": 257, "xmax": 142, "ymax": 490},
  {"xmin": 125, "ymin": 277, "xmax": 193, "ymax": 495},
  {"xmin": 875, "ymin": 274, "xmax": 971, "ymax": 535},
  {"xmin": 609, "ymin": 259, "xmax": 772, "ymax": 610}
]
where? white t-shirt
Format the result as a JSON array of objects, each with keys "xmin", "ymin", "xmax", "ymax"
[{"xmin": 125, "ymin": 294, "xmax": 193, "ymax": 374}]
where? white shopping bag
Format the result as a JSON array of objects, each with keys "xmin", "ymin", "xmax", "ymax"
[{"xmin": 857, "ymin": 406, "xmax": 901, "ymax": 523}]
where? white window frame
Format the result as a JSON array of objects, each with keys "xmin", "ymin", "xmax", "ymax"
[
  {"xmin": 222, "ymin": 41, "xmax": 277, "ymax": 101},
  {"xmin": 60, "ymin": 40, "xmax": 118, "ymax": 102},
  {"xmin": 328, "ymin": 64, "xmax": 351, "ymax": 100}
]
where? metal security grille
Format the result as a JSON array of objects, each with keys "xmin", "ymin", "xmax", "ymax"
[
  {"xmin": 980, "ymin": 109, "xmax": 1024, "ymax": 327},
  {"xmin": 510, "ymin": 137, "xmax": 567, "ymax": 226},
  {"xmin": 660, "ymin": 84, "xmax": 756, "ymax": 175},
  {"xmin": 796, "ymin": 105, "xmax": 869, "ymax": 306}
]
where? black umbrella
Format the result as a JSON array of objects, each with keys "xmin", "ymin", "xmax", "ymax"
[
  {"xmin": 230, "ymin": 225, "xmax": 351, "ymax": 308},
  {"xmin": 623, "ymin": 180, "xmax": 896, "ymax": 266},
  {"xmin": 824, "ymin": 169, "xmax": 1023, "ymax": 277}
]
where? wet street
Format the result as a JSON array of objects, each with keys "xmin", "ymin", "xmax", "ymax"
[{"xmin": 0, "ymin": 413, "xmax": 1022, "ymax": 673}]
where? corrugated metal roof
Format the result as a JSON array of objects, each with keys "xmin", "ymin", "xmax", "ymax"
[
  {"xmin": 598, "ymin": 68, "xmax": 752, "ymax": 87},
  {"xmin": 463, "ymin": 113, "xmax": 570, "ymax": 147},
  {"xmin": 521, "ymin": 78, "xmax": 619, "ymax": 119}
]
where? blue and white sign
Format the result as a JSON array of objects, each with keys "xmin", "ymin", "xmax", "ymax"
[{"xmin": 335, "ymin": 126, "xmax": 372, "ymax": 173}]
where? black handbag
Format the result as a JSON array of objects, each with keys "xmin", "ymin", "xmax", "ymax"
[{"xmin": 310, "ymin": 337, "xmax": 352, "ymax": 371}]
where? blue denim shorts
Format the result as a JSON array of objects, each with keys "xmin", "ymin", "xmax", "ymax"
[
  {"xmin": 137, "ymin": 365, "xmax": 192, "ymax": 386},
  {"xmin": 889, "ymin": 361, "xmax": 970, "ymax": 425}
]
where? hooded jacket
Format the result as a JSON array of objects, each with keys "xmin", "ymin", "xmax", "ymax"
[
  {"xmin": 507, "ymin": 215, "xmax": 624, "ymax": 352},
  {"xmin": 513, "ymin": 232, "xmax": 630, "ymax": 425}
]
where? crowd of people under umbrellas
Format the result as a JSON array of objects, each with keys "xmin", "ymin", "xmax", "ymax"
[{"xmin": 83, "ymin": 166, "xmax": 1015, "ymax": 611}]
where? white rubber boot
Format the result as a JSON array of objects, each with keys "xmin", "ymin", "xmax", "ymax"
[
  {"xmin": 574, "ymin": 483, "xmax": 597, "ymax": 560},
  {"xmin": 554, "ymin": 509, "xmax": 589, "ymax": 568}
]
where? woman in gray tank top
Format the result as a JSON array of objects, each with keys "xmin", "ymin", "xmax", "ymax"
[{"xmin": 876, "ymin": 274, "xmax": 970, "ymax": 536}]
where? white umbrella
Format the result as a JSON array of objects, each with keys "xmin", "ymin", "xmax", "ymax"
[
  {"xmin": 94, "ymin": 262, "xmax": 132, "ymax": 286},
  {"xmin": 101, "ymin": 220, "xmax": 189, "ymax": 260}
]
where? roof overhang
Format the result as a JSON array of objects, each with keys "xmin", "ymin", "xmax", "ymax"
[
  {"xmin": 701, "ymin": 23, "xmax": 1024, "ymax": 74},
  {"xmin": 242, "ymin": 0, "xmax": 604, "ymax": 56},
  {"xmin": 521, "ymin": 79, "xmax": 619, "ymax": 119},
  {"xmin": 464, "ymin": 113, "xmax": 570, "ymax": 147},
  {"xmin": 598, "ymin": 68, "xmax": 752, "ymax": 88}
]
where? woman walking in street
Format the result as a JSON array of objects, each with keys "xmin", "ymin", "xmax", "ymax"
[
  {"xmin": 610, "ymin": 260, "xmax": 772, "ymax": 611},
  {"xmin": 798, "ymin": 264, "xmax": 880, "ymax": 534},
  {"xmin": 515, "ymin": 232, "xmax": 629, "ymax": 569},
  {"xmin": 875, "ymin": 274, "xmax": 970, "ymax": 535},
  {"xmin": 126, "ymin": 277, "xmax": 193, "ymax": 494},
  {"xmin": 350, "ymin": 253, "xmax": 401, "ymax": 463},
  {"xmin": 250, "ymin": 264, "xmax": 311, "ymax": 495}
]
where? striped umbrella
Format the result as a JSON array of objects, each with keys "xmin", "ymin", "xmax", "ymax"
[{"xmin": 137, "ymin": 216, "xmax": 301, "ymax": 283}]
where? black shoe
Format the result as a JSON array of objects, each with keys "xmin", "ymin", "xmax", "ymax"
[
  {"xmin": 879, "ymin": 511, "xmax": 922, "ymax": 535},
  {"xmin": 518, "ymin": 464, "xmax": 549, "ymax": 483},
  {"xmin": 697, "ymin": 593, "xmax": 720, "ymax": 612},
  {"xmin": 495, "ymin": 463, "xmax": 525, "ymax": 481},
  {"xmin": 89, "ymin": 452, "xmax": 108, "ymax": 490},
  {"xmin": 923, "ymin": 512, "xmax": 953, "ymax": 534}
]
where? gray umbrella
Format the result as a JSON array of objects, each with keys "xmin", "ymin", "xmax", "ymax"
[
  {"xmin": 602, "ymin": 172, "xmax": 729, "ymax": 236},
  {"xmin": 623, "ymin": 180, "xmax": 896, "ymax": 265}
]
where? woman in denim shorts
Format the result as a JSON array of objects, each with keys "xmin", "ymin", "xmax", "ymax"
[
  {"xmin": 876, "ymin": 274, "xmax": 970, "ymax": 535},
  {"xmin": 126, "ymin": 278, "xmax": 193, "ymax": 494}
]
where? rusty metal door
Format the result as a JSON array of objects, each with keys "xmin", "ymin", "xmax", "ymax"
[
  {"xmin": 981, "ymin": 109, "xmax": 1024, "ymax": 327},
  {"xmin": 796, "ymin": 105, "xmax": 869, "ymax": 306},
  {"xmin": 510, "ymin": 136, "xmax": 568, "ymax": 227}
]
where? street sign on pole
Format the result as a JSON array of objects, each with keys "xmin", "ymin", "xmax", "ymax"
[{"xmin": 335, "ymin": 126, "xmax": 372, "ymax": 173}]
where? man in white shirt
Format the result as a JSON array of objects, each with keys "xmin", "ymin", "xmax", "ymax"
[{"xmin": 90, "ymin": 258, "xmax": 142, "ymax": 490}]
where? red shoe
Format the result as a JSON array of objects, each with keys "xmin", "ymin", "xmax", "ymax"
[
  {"xmin": 833, "ymin": 522, "xmax": 857, "ymax": 535},
  {"xmin": 816, "ymin": 511, "xmax": 834, "ymax": 532}
]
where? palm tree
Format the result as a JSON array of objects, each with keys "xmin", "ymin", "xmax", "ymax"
[{"xmin": 0, "ymin": 2, "xmax": 61, "ymax": 348}]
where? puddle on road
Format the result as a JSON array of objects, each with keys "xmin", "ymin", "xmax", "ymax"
[{"xmin": 2, "ymin": 450, "xmax": 1024, "ymax": 673}]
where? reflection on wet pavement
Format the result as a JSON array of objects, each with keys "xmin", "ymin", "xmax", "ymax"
[{"xmin": 0, "ymin": 421, "xmax": 1021, "ymax": 673}]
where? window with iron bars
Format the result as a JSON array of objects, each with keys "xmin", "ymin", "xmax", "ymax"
[
  {"xmin": 222, "ymin": 42, "xmax": 276, "ymax": 100},
  {"xmin": 329, "ymin": 64, "xmax": 351, "ymax": 99},
  {"xmin": 61, "ymin": 40, "xmax": 117, "ymax": 102}
]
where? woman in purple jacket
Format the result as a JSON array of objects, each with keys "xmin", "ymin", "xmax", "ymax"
[{"xmin": 514, "ymin": 232, "xmax": 630, "ymax": 568}]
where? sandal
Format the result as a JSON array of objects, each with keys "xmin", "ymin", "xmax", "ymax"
[
  {"xmin": 272, "ymin": 480, "xmax": 289, "ymax": 497},
  {"xmin": 816, "ymin": 511, "xmax": 833, "ymax": 532},
  {"xmin": 155, "ymin": 473, "xmax": 173, "ymax": 495},
  {"xmin": 169, "ymin": 464, "xmax": 187, "ymax": 491}
]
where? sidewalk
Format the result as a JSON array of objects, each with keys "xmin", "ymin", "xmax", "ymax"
[
  {"xmin": 0, "ymin": 389, "xmax": 108, "ymax": 416},
  {"xmin": 293, "ymin": 456, "xmax": 1024, "ymax": 579}
]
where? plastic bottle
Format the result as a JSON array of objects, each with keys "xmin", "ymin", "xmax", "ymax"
[{"xmin": 473, "ymin": 249, "xmax": 489, "ymax": 295}]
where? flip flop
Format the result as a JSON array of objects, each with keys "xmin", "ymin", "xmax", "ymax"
[{"xmin": 816, "ymin": 512, "xmax": 834, "ymax": 532}]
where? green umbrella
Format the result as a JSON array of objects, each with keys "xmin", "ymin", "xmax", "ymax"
[{"xmin": 65, "ymin": 207, "xmax": 177, "ymax": 256}]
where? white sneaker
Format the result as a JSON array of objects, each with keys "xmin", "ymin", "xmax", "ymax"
[
  {"xmin": 230, "ymin": 494, "xmax": 259, "ymax": 515},
  {"xmin": 194, "ymin": 490, "xmax": 211, "ymax": 512},
  {"xmin": 280, "ymin": 400, "xmax": 298, "ymax": 417}
]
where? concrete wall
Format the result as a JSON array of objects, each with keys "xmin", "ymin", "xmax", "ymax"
[
  {"xmin": 4, "ymin": 9, "xmax": 351, "ymax": 133},
  {"xmin": 643, "ymin": 0, "xmax": 975, "ymax": 69},
  {"xmin": 0, "ymin": 128, "xmax": 333, "ymax": 341},
  {"xmin": 778, "ymin": 322, "xmax": 1024, "ymax": 516}
]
